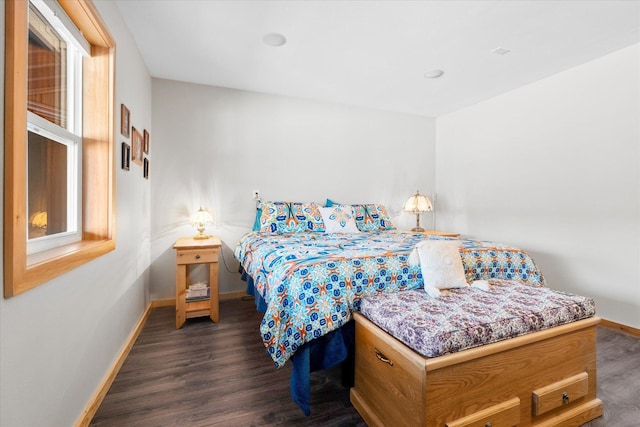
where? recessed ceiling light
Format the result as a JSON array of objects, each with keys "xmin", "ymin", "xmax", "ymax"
[
  {"xmin": 492, "ymin": 47, "xmax": 511, "ymax": 55},
  {"xmin": 424, "ymin": 70, "xmax": 444, "ymax": 79},
  {"xmin": 262, "ymin": 33, "xmax": 287, "ymax": 47}
]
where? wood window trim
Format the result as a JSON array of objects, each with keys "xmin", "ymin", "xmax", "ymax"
[{"xmin": 4, "ymin": 0, "xmax": 116, "ymax": 297}]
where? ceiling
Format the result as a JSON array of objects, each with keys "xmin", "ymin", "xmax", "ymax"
[{"xmin": 115, "ymin": 1, "xmax": 640, "ymax": 117}]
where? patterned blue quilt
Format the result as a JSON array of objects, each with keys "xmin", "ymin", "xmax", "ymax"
[{"xmin": 234, "ymin": 231, "xmax": 545, "ymax": 368}]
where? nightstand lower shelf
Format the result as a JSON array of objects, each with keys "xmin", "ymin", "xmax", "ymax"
[{"xmin": 186, "ymin": 300, "xmax": 211, "ymax": 318}]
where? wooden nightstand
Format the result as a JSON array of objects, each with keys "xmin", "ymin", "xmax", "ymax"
[
  {"xmin": 408, "ymin": 230, "xmax": 461, "ymax": 238},
  {"xmin": 173, "ymin": 236, "xmax": 222, "ymax": 329}
]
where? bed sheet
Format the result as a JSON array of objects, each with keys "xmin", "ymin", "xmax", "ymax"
[{"xmin": 234, "ymin": 231, "xmax": 545, "ymax": 368}]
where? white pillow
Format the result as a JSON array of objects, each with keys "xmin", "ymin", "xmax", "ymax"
[
  {"xmin": 414, "ymin": 240, "xmax": 468, "ymax": 297},
  {"xmin": 319, "ymin": 206, "xmax": 360, "ymax": 234}
]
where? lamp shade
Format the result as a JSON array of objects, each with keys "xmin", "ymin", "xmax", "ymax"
[
  {"xmin": 403, "ymin": 191, "xmax": 433, "ymax": 213},
  {"xmin": 190, "ymin": 207, "xmax": 213, "ymax": 239}
]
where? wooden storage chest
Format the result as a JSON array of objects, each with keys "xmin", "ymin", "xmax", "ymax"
[{"xmin": 351, "ymin": 312, "xmax": 603, "ymax": 427}]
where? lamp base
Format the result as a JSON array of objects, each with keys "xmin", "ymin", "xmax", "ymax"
[
  {"xmin": 193, "ymin": 234, "xmax": 211, "ymax": 240},
  {"xmin": 411, "ymin": 227, "xmax": 425, "ymax": 232}
]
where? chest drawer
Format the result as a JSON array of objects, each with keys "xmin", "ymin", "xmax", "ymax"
[
  {"xmin": 532, "ymin": 372, "xmax": 589, "ymax": 416},
  {"xmin": 176, "ymin": 249, "xmax": 218, "ymax": 265},
  {"xmin": 446, "ymin": 397, "xmax": 520, "ymax": 427}
]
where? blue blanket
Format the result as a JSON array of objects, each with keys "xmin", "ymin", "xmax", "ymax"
[{"xmin": 243, "ymin": 270, "xmax": 353, "ymax": 415}]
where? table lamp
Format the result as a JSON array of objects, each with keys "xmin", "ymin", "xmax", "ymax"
[
  {"xmin": 403, "ymin": 191, "xmax": 432, "ymax": 232},
  {"xmin": 190, "ymin": 207, "xmax": 213, "ymax": 239}
]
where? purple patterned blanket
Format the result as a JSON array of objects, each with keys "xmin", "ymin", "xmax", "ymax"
[{"xmin": 360, "ymin": 279, "xmax": 595, "ymax": 357}]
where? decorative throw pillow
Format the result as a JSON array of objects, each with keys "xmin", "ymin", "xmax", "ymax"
[
  {"xmin": 259, "ymin": 202, "xmax": 291, "ymax": 233},
  {"xmin": 259, "ymin": 201, "xmax": 325, "ymax": 233},
  {"xmin": 319, "ymin": 206, "xmax": 360, "ymax": 233},
  {"xmin": 353, "ymin": 204, "xmax": 395, "ymax": 231},
  {"xmin": 414, "ymin": 240, "xmax": 468, "ymax": 297},
  {"xmin": 299, "ymin": 202, "xmax": 325, "ymax": 232}
]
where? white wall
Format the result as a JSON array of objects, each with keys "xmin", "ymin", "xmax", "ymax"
[
  {"xmin": 149, "ymin": 79, "xmax": 436, "ymax": 300},
  {"xmin": 436, "ymin": 44, "xmax": 640, "ymax": 328},
  {"xmin": 0, "ymin": 3, "xmax": 152, "ymax": 426}
]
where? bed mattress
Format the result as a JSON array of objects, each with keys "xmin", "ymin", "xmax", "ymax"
[{"xmin": 359, "ymin": 278, "xmax": 596, "ymax": 357}]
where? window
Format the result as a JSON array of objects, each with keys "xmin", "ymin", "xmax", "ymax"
[
  {"xmin": 27, "ymin": 0, "xmax": 86, "ymax": 253},
  {"xmin": 4, "ymin": 0, "xmax": 116, "ymax": 297}
]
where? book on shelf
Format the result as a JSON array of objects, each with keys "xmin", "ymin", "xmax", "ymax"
[
  {"xmin": 186, "ymin": 284, "xmax": 210, "ymax": 302},
  {"xmin": 190, "ymin": 281, "xmax": 208, "ymax": 291},
  {"xmin": 186, "ymin": 295, "xmax": 209, "ymax": 303}
]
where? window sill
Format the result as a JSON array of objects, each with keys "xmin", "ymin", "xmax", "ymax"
[
  {"xmin": 27, "ymin": 239, "xmax": 114, "ymax": 267},
  {"xmin": 5, "ymin": 239, "xmax": 115, "ymax": 298}
]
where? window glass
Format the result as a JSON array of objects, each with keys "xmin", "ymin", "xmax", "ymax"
[
  {"xmin": 28, "ymin": 3, "xmax": 68, "ymax": 129},
  {"xmin": 27, "ymin": 130, "xmax": 69, "ymax": 239}
]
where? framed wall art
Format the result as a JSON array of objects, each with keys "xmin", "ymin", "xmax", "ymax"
[
  {"xmin": 143, "ymin": 158, "xmax": 149, "ymax": 179},
  {"xmin": 121, "ymin": 104, "xmax": 130, "ymax": 138},
  {"xmin": 143, "ymin": 129, "xmax": 150, "ymax": 154},
  {"xmin": 131, "ymin": 127, "xmax": 144, "ymax": 166},
  {"xmin": 121, "ymin": 142, "xmax": 130, "ymax": 170}
]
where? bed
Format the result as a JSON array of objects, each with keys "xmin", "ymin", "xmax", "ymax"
[{"xmin": 234, "ymin": 201, "xmax": 547, "ymax": 415}]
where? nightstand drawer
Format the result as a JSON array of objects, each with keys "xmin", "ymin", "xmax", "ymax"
[{"xmin": 176, "ymin": 249, "xmax": 218, "ymax": 265}]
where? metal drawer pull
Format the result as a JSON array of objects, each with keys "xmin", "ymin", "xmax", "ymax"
[
  {"xmin": 374, "ymin": 348, "xmax": 393, "ymax": 366},
  {"xmin": 485, "ymin": 423, "xmax": 492, "ymax": 427},
  {"xmin": 195, "ymin": 254, "xmax": 201, "ymax": 259},
  {"xmin": 562, "ymin": 392, "xmax": 570, "ymax": 405}
]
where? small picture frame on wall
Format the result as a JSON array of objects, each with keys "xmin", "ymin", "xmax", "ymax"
[
  {"xmin": 143, "ymin": 129, "xmax": 150, "ymax": 154},
  {"xmin": 121, "ymin": 142, "xmax": 130, "ymax": 170},
  {"xmin": 121, "ymin": 104, "xmax": 131, "ymax": 138},
  {"xmin": 131, "ymin": 127, "xmax": 143, "ymax": 166},
  {"xmin": 143, "ymin": 158, "xmax": 149, "ymax": 179}
]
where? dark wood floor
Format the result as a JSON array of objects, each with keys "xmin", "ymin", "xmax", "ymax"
[{"xmin": 91, "ymin": 298, "xmax": 640, "ymax": 426}]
